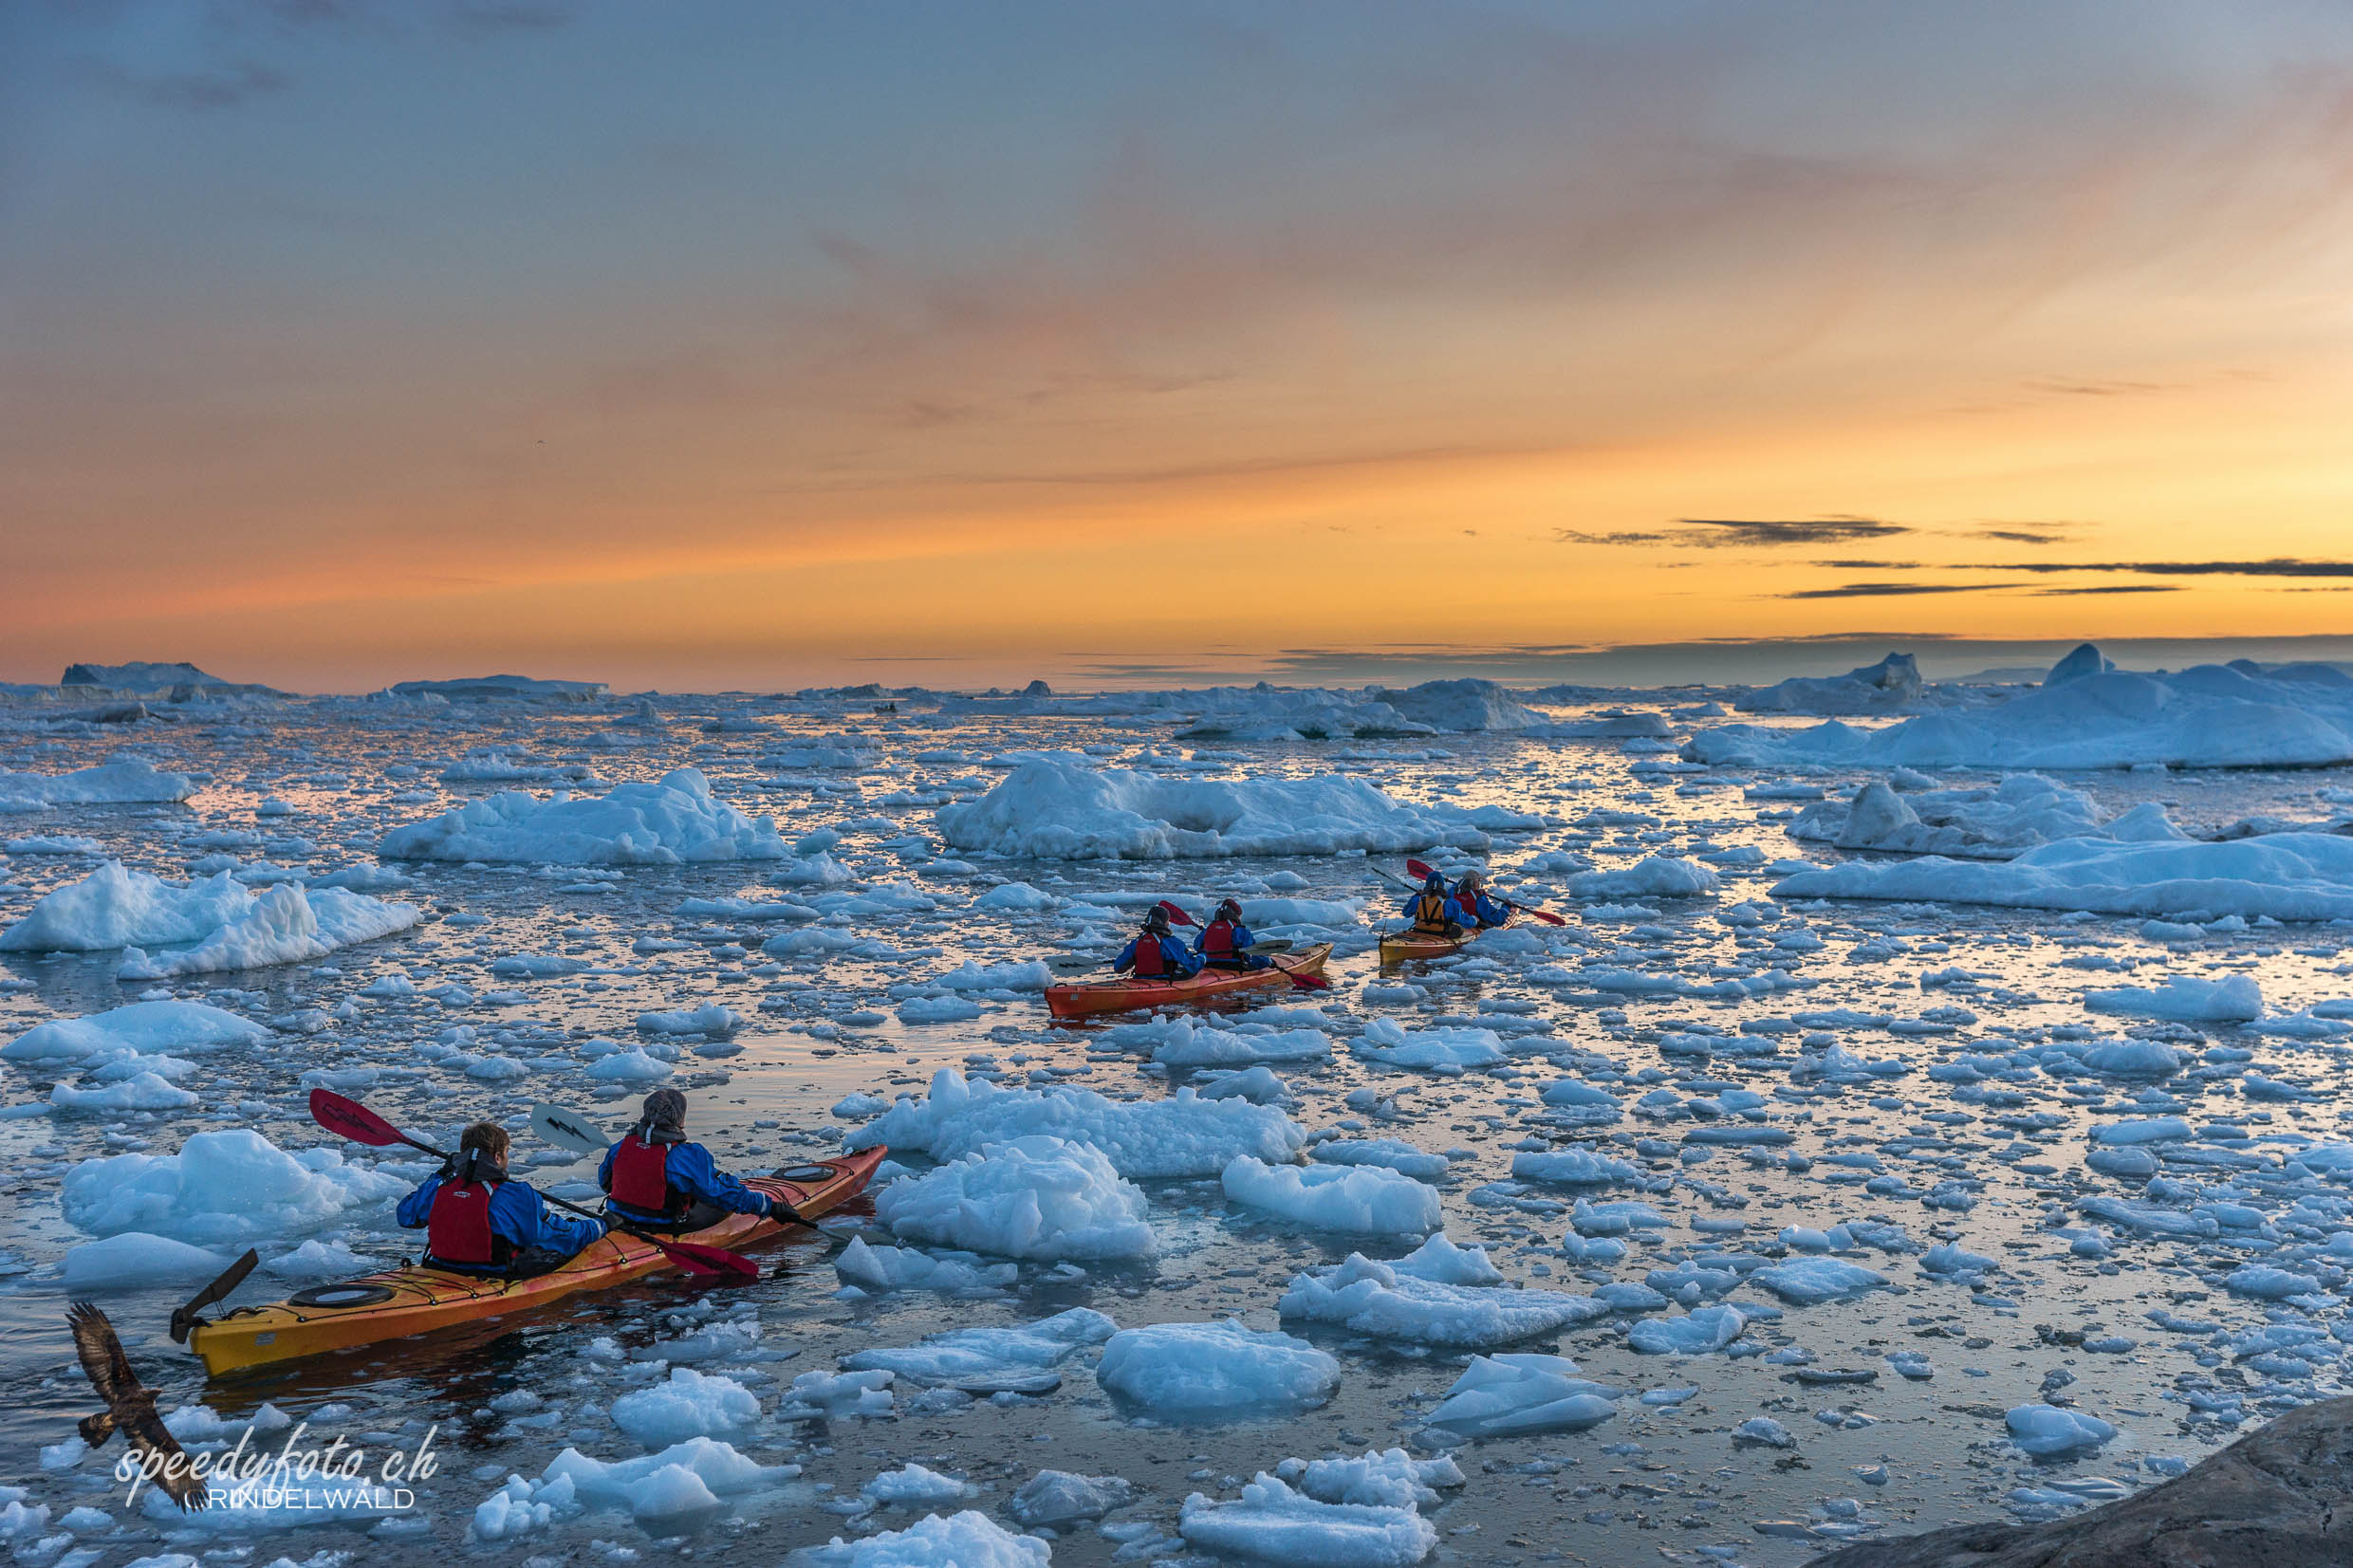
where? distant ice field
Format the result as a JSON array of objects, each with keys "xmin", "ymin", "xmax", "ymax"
[{"xmin": 1, "ymin": 657, "xmax": 2350, "ymax": 1564}]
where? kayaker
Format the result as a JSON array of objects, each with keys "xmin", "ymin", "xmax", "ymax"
[
  {"xmin": 1400, "ymin": 871, "xmax": 1467, "ymax": 936},
  {"xmin": 1195, "ymin": 898, "xmax": 1269, "ymax": 971},
  {"xmin": 1454, "ymin": 871, "xmax": 1510, "ymax": 928},
  {"xmin": 398, "ymin": 1121, "xmax": 606, "ymax": 1277},
  {"xmin": 599, "ymin": 1088, "xmax": 789, "ymax": 1231},
  {"xmin": 1114, "ymin": 906, "xmax": 1203, "ymax": 980}
]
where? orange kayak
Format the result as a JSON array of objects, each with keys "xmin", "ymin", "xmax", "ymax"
[
  {"xmin": 185, "ymin": 1148, "xmax": 883, "ymax": 1375},
  {"xmin": 1379, "ymin": 916, "xmax": 1512, "ymax": 966},
  {"xmin": 1046, "ymin": 943, "xmax": 1332, "ymax": 1020}
]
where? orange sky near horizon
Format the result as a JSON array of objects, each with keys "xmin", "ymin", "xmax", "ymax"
[{"xmin": 7, "ymin": 2, "xmax": 2353, "ymax": 692}]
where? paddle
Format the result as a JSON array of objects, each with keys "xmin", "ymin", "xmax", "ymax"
[
  {"xmin": 169, "ymin": 1247, "xmax": 260, "ymax": 1344},
  {"xmin": 529, "ymin": 1100, "xmax": 612, "ymax": 1157},
  {"xmin": 307, "ymin": 1090, "xmax": 758, "ymax": 1281},
  {"xmin": 1155, "ymin": 899, "xmax": 1197, "ymax": 927},
  {"xmin": 1404, "ymin": 858, "xmax": 1567, "ymax": 926},
  {"xmin": 529, "ymin": 1100, "xmax": 809, "ymax": 1227}
]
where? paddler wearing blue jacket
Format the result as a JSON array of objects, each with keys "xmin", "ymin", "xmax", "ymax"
[
  {"xmin": 1454, "ymin": 871, "xmax": 1510, "ymax": 928},
  {"xmin": 1400, "ymin": 872, "xmax": 1469, "ymax": 935},
  {"xmin": 1195, "ymin": 898, "xmax": 1269, "ymax": 971},
  {"xmin": 1115, "ymin": 905, "xmax": 1203, "ymax": 980},
  {"xmin": 398, "ymin": 1121, "xmax": 606, "ymax": 1277},
  {"xmin": 599, "ymin": 1088, "xmax": 785, "ymax": 1231}
]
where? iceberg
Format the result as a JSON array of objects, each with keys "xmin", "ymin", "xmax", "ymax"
[
  {"xmin": 1223, "ymin": 1157, "xmax": 1442, "ymax": 1234},
  {"xmin": 1178, "ymin": 1473, "xmax": 1436, "ymax": 1568},
  {"xmin": 0, "ymin": 863, "xmax": 418, "ymax": 977},
  {"xmin": 1097, "ymin": 1319, "xmax": 1340, "ymax": 1416},
  {"xmin": 380, "ymin": 767, "xmax": 786, "ymax": 864},
  {"xmin": 0, "ymin": 758, "xmax": 196, "ymax": 808},
  {"xmin": 1278, "ymin": 1248, "xmax": 1607, "ymax": 1346},
  {"xmin": 62, "ymin": 1128, "xmax": 408, "ymax": 1245},
  {"xmin": 1772, "ymin": 832, "xmax": 2353, "ymax": 921},
  {"xmin": 1785, "ymin": 775, "xmax": 2180, "ymax": 858},
  {"xmin": 875, "ymin": 1136, "xmax": 1158, "ymax": 1260},
  {"xmin": 1689, "ymin": 647, "xmax": 2353, "ymax": 769},
  {"xmin": 846, "ymin": 1069, "xmax": 1305, "ymax": 1179},
  {"xmin": 934, "ymin": 761, "xmax": 1517, "ymax": 859}
]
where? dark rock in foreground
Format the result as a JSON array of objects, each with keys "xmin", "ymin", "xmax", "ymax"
[{"xmin": 1810, "ymin": 1396, "xmax": 2353, "ymax": 1566}]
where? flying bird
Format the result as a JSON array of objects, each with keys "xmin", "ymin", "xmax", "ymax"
[{"xmin": 68, "ymin": 1301, "xmax": 207, "ymax": 1510}]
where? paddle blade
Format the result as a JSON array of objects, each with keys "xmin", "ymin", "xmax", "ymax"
[
  {"xmin": 1529, "ymin": 908, "xmax": 1568, "ymax": 926},
  {"xmin": 1287, "ymin": 972, "xmax": 1332, "ymax": 991},
  {"xmin": 648, "ymin": 1238, "xmax": 761, "ymax": 1281},
  {"xmin": 170, "ymin": 1247, "xmax": 259, "ymax": 1343},
  {"xmin": 1405, "ymin": 858, "xmax": 1436, "ymax": 882},
  {"xmin": 309, "ymin": 1088, "xmax": 404, "ymax": 1148},
  {"xmin": 531, "ymin": 1101, "xmax": 611, "ymax": 1157},
  {"xmin": 1155, "ymin": 899, "xmax": 1196, "ymax": 927}
]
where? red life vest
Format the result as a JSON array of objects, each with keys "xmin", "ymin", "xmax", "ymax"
[
  {"xmin": 427, "ymin": 1177, "xmax": 508, "ymax": 1266},
  {"xmin": 1200, "ymin": 920, "xmax": 1239, "ymax": 959},
  {"xmin": 1455, "ymin": 886, "xmax": 1485, "ymax": 924},
  {"xmin": 1131, "ymin": 935, "xmax": 1169, "ymax": 978},
  {"xmin": 605, "ymin": 1134, "xmax": 676, "ymax": 1213}
]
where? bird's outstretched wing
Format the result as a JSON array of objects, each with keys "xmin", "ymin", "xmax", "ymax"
[
  {"xmin": 128, "ymin": 1406, "xmax": 207, "ymax": 1510},
  {"xmin": 67, "ymin": 1301, "xmax": 133, "ymax": 1408},
  {"xmin": 66, "ymin": 1301, "xmax": 207, "ymax": 1510}
]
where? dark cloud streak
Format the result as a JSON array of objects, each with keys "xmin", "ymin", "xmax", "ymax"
[
  {"xmin": 1967, "ymin": 559, "xmax": 2353, "ymax": 578},
  {"xmin": 1782, "ymin": 581, "xmax": 2020, "ymax": 600},
  {"xmin": 1561, "ymin": 516, "xmax": 1908, "ymax": 549}
]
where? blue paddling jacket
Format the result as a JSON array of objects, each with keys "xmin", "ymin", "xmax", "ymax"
[
  {"xmin": 1115, "ymin": 932, "xmax": 1203, "ymax": 979},
  {"xmin": 398, "ymin": 1170, "xmax": 604, "ymax": 1274},
  {"xmin": 599, "ymin": 1136, "xmax": 776, "ymax": 1227}
]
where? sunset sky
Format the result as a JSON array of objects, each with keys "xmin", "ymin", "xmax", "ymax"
[{"xmin": 7, "ymin": 1, "xmax": 2353, "ymax": 692}]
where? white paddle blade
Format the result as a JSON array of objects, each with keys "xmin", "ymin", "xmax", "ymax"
[{"xmin": 531, "ymin": 1100, "xmax": 612, "ymax": 1155}]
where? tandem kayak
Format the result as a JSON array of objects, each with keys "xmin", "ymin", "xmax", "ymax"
[
  {"xmin": 186, "ymin": 1148, "xmax": 883, "ymax": 1375},
  {"xmin": 1378, "ymin": 916, "xmax": 1513, "ymax": 966},
  {"xmin": 1045, "ymin": 943, "xmax": 1333, "ymax": 1020}
]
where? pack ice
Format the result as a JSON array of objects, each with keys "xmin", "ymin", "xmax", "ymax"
[
  {"xmin": 934, "ymin": 761, "xmax": 1528, "ymax": 858},
  {"xmin": 1688, "ymin": 645, "xmax": 2353, "ymax": 768}
]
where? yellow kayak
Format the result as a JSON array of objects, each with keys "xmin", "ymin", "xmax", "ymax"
[
  {"xmin": 186, "ymin": 1148, "xmax": 882, "ymax": 1375},
  {"xmin": 1378, "ymin": 915, "xmax": 1513, "ymax": 966}
]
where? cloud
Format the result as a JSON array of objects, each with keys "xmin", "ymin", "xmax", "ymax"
[
  {"xmin": 1970, "ymin": 526, "xmax": 2074, "ymax": 544},
  {"xmin": 1966, "ymin": 559, "xmax": 2353, "ymax": 578},
  {"xmin": 2029, "ymin": 583, "xmax": 2181, "ymax": 596},
  {"xmin": 1561, "ymin": 516, "xmax": 1908, "ymax": 549},
  {"xmin": 1781, "ymin": 581, "xmax": 2019, "ymax": 600}
]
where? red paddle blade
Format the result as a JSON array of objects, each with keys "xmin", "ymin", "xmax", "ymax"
[
  {"xmin": 1287, "ymin": 972, "xmax": 1332, "ymax": 991},
  {"xmin": 1405, "ymin": 858, "xmax": 1435, "ymax": 881},
  {"xmin": 1529, "ymin": 909, "xmax": 1568, "ymax": 926},
  {"xmin": 309, "ymin": 1088, "xmax": 404, "ymax": 1147},
  {"xmin": 648, "ymin": 1238, "xmax": 760, "ymax": 1281},
  {"xmin": 1156, "ymin": 899, "xmax": 1197, "ymax": 927}
]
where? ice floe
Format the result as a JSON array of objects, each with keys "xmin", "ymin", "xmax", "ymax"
[
  {"xmin": 1096, "ymin": 1319, "xmax": 1340, "ymax": 1417},
  {"xmin": 380, "ymin": 767, "xmax": 787, "ymax": 864},
  {"xmin": 935, "ymin": 761, "xmax": 1525, "ymax": 859},
  {"xmin": 875, "ymin": 1136, "xmax": 1157, "ymax": 1260}
]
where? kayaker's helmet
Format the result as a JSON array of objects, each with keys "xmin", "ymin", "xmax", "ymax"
[
  {"xmin": 1423, "ymin": 872, "xmax": 1447, "ymax": 892},
  {"xmin": 1214, "ymin": 898, "xmax": 1242, "ymax": 924},
  {"xmin": 1143, "ymin": 906, "xmax": 1171, "ymax": 935}
]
